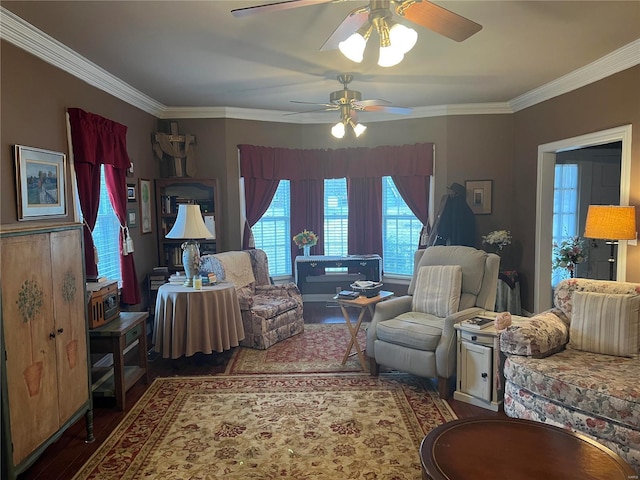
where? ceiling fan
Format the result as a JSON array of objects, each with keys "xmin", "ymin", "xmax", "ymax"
[
  {"xmin": 289, "ymin": 74, "xmax": 412, "ymax": 138},
  {"xmin": 232, "ymin": 0, "xmax": 482, "ymax": 67}
]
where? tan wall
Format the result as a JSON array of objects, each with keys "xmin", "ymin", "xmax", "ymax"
[
  {"xmin": 3, "ymin": 40, "xmax": 637, "ymax": 312},
  {"xmin": 513, "ymin": 66, "xmax": 640, "ymax": 309}
]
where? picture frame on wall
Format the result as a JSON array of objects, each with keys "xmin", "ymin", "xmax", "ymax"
[
  {"xmin": 14, "ymin": 145, "xmax": 67, "ymax": 220},
  {"xmin": 127, "ymin": 209, "xmax": 137, "ymax": 228},
  {"xmin": 139, "ymin": 178, "xmax": 153, "ymax": 234},
  {"xmin": 465, "ymin": 180, "xmax": 493, "ymax": 215},
  {"xmin": 127, "ymin": 183, "xmax": 137, "ymax": 202}
]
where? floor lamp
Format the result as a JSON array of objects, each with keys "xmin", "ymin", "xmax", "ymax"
[
  {"xmin": 583, "ymin": 205, "xmax": 636, "ymax": 281},
  {"xmin": 166, "ymin": 204, "xmax": 215, "ymax": 287}
]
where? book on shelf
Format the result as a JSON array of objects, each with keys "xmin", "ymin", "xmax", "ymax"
[{"xmin": 461, "ymin": 316, "xmax": 494, "ymax": 330}]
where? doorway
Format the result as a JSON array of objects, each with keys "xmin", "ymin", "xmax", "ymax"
[{"xmin": 534, "ymin": 125, "xmax": 632, "ymax": 313}]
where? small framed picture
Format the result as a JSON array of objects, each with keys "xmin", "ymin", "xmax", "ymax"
[
  {"xmin": 139, "ymin": 178, "xmax": 153, "ymax": 234},
  {"xmin": 465, "ymin": 180, "xmax": 493, "ymax": 215},
  {"xmin": 127, "ymin": 209, "xmax": 137, "ymax": 228},
  {"xmin": 127, "ymin": 183, "xmax": 137, "ymax": 202},
  {"xmin": 14, "ymin": 145, "xmax": 67, "ymax": 220}
]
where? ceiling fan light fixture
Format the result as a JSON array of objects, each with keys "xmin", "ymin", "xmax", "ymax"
[
  {"xmin": 331, "ymin": 121, "xmax": 346, "ymax": 139},
  {"xmin": 352, "ymin": 122, "xmax": 367, "ymax": 137},
  {"xmin": 378, "ymin": 45, "xmax": 404, "ymax": 67},
  {"xmin": 389, "ymin": 23, "xmax": 417, "ymax": 54},
  {"xmin": 338, "ymin": 21, "xmax": 372, "ymax": 63}
]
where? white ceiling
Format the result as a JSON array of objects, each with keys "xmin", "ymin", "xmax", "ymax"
[{"xmin": 2, "ymin": 1, "xmax": 639, "ymax": 123}]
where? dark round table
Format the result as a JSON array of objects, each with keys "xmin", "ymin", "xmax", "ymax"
[{"xmin": 420, "ymin": 417, "xmax": 636, "ymax": 480}]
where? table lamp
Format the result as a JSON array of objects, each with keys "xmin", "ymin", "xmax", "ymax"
[
  {"xmin": 166, "ymin": 204, "xmax": 214, "ymax": 286},
  {"xmin": 583, "ymin": 205, "xmax": 636, "ymax": 281}
]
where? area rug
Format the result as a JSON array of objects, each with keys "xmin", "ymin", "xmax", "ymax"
[
  {"xmin": 225, "ymin": 323, "xmax": 369, "ymax": 374},
  {"xmin": 72, "ymin": 374, "xmax": 456, "ymax": 479}
]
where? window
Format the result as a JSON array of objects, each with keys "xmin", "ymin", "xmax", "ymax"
[
  {"xmin": 252, "ymin": 176, "xmax": 421, "ymax": 277},
  {"xmin": 253, "ymin": 180, "xmax": 291, "ymax": 276},
  {"xmin": 382, "ymin": 177, "xmax": 422, "ymax": 275},
  {"xmin": 552, "ymin": 163, "xmax": 579, "ymax": 286},
  {"xmin": 92, "ymin": 166, "xmax": 122, "ymax": 281}
]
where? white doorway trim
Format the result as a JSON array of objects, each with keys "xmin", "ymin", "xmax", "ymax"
[{"xmin": 534, "ymin": 125, "xmax": 632, "ymax": 313}]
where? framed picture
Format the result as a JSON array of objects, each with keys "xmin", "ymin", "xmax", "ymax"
[
  {"xmin": 127, "ymin": 209, "xmax": 137, "ymax": 228},
  {"xmin": 127, "ymin": 183, "xmax": 137, "ymax": 202},
  {"xmin": 14, "ymin": 145, "xmax": 67, "ymax": 220},
  {"xmin": 465, "ymin": 180, "xmax": 493, "ymax": 215},
  {"xmin": 139, "ymin": 178, "xmax": 153, "ymax": 234}
]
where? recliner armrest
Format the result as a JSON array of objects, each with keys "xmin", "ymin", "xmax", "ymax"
[
  {"xmin": 366, "ymin": 295, "xmax": 412, "ymax": 356},
  {"xmin": 500, "ymin": 310, "xmax": 569, "ymax": 358}
]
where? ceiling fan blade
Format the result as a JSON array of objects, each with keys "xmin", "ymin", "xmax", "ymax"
[
  {"xmin": 232, "ymin": 0, "xmax": 332, "ymax": 18},
  {"xmin": 290, "ymin": 100, "xmax": 337, "ymax": 108},
  {"xmin": 353, "ymin": 99, "xmax": 392, "ymax": 108},
  {"xmin": 320, "ymin": 9, "xmax": 369, "ymax": 51},
  {"xmin": 284, "ymin": 107, "xmax": 338, "ymax": 115},
  {"xmin": 362, "ymin": 105, "xmax": 413, "ymax": 115},
  {"xmin": 397, "ymin": 0, "xmax": 482, "ymax": 42}
]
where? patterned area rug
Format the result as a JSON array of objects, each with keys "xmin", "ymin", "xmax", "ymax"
[
  {"xmin": 226, "ymin": 323, "xmax": 370, "ymax": 374},
  {"xmin": 72, "ymin": 374, "xmax": 456, "ymax": 479}
]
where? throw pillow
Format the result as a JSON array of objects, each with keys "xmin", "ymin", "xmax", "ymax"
[
  {"xmin": 412, "ymin": 265, "xmax": 462, "ymax": 317},
  {"xmin": 568, "ymin": 292, "xmax": 640, "ymax": 357}
]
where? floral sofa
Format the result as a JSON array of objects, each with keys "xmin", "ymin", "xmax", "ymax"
[
  {"xmin": 500, "ymin": 278, "xmax": 640, "ymax": 472},
  {"xmin": 200, "ymin": 249, "xmax": 304, "ymax": 349}
]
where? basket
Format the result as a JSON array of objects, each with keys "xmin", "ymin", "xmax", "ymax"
[{"xmin": 350, "ymin": 282, "xmax": 383, "ymax": 298}]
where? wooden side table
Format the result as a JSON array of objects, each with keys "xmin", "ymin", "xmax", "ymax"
[
  {"xmin": 334, "ymin": 291, "xmax": 394, "ymax": 370},
  {"xmin": 89, "ymin": 311, "xmax": 150, "ymax": 411}
]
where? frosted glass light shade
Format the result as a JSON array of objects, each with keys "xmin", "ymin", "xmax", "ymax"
[
  {"xmin": 166, "ymin": 204, "xmax": 214, "ymax": 239},
  {"xmin": 353, "ymin": 123, "xmax": 367, "ymax": 137},
  {"xmin": 331, "ymin": 122, "xmax": 346, "ymax": 139},
  {"xmin": 584, "ymin": 205, "xmax": 636, "ymax": 240},
  {"xmin": 389, "ymin": 24, "xmax": 417, "ymax": 54},
  {"xmin": 339, "ymin": 33, "xmax": 367, "ymax": 63},
  {"xmin": 378, "ymin": 45, "xmax": 404, "ymax": 67}
]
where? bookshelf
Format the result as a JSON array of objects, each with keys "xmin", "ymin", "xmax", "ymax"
[{"xmin": 155, "ymin": 178, "xmax": 221, "ymax": 270}]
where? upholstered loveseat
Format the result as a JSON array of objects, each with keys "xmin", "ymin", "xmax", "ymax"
[
  {"xmin": 200, "ymin": 249, "xmax": 304, "ymax": 349},
  {"xmin": 500, "ymin": 278, "xmax": 640, "ymax": 472}
]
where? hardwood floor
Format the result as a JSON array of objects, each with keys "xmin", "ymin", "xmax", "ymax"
[{"xmin": 16, "ymin": 302, "xmax": 504, "ymax": 480}]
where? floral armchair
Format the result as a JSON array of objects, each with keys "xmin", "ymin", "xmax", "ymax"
[{"xmin": 200, "ymin": 249, "xmax": 304, "ymax": 349}]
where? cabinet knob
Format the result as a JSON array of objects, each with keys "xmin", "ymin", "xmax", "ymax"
[
  {"xmin": 481, "ymin": 372, "xmax": 488, "ymax": 378},
  {"xmin": 49, "ymin": 332, "xmax": 56, "ymax": 339},
  {"xmin": 471, "ymin": 335, "xmax": 477, "ymax": 341},
  {"xmin": 57, "ymin": 328, "xmax": 64, "ymax": 334}
]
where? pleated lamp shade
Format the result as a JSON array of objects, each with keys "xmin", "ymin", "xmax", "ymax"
[
  {"xmin": 166, "ymin": 204, "xmax": 214, "ymax": 239},
  {"xmin": 584, "ymin": 205, "xmax": 636, "ymax": 240}
]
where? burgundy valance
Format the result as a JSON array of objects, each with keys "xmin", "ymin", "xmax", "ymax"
[
  {"xmin": 68, "ymin": 108, "xmax": 130, "ymax": 169},
  {"xmin": 239, "ymin": 143, "xmax": 434, "ymax": 180}
]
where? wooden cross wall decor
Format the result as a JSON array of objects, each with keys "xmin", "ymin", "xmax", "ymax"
[{"xmin": 151, "ymin": 122, "xmax": 197, "ymax": 177}]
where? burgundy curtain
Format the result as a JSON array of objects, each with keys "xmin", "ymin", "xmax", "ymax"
[
  {"xmin": 392, "ymin": 175, "xmax": 431, "ymax": 249},
  {"xmin": 347, "ymin": 177, "xmax": 382, "ymax": 255},
  {"xmin": 290, "ymin": 179, "xmax": 324, "ymax": 269},
  {"xmin": 68, "ymin": 108, "xmax": 140, "ymax": 305},
  {"xmin": 242, "ymin": 177, "xmax": 280, "ymax": 249},
  {"xmin": 104, "ymin": 165, "xmax": 141, "ymax": 305}
]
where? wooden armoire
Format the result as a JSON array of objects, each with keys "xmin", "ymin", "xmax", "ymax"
[{"xmin": 1, "ymin": 223, "xmax": 93, "ymax": 480}]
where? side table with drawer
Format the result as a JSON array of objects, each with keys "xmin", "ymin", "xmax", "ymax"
[
  {"xmin": 89, "ymin": 311, "xmax": 150, "ymax": 410},
  {"xmin": 453, "ymin": 321, "xmax": 503, "ymax": 412}
]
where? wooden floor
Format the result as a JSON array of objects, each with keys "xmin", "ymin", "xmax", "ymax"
[{"xmin": 16, "ymin": 302, "xmax": 504, "ymax": 480}]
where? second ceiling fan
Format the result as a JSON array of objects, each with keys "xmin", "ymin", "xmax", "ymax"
[{"xmin": 232, "ymin": 0, "xmax": 482, "ymax": 67}]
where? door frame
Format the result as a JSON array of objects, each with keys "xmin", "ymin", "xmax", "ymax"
[{"xmin": 534, "ymin": 124, "xmax": 632, "ymax": 313}]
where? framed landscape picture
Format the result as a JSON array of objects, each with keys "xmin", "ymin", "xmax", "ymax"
[
  {"xmin": 465, "ymin": 180, "xmax": 492, "ymax": 215},
  {"xmin": 14, "ymin": 145, "xmax": 67, "ymax": 220},
  {"xmin": 127, "ymin": 183, "xmax": 137, "ymax": 202}
]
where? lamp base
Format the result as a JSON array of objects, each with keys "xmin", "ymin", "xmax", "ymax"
[{"xmin": 181, "ymin": 240, "xmax": 201, "ymax": 287}]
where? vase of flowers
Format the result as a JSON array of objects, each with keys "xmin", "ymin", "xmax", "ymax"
[
  {"xmin": 293, "ymin": 229, "xmax": 318, "ymax": 256},
  {"xmin": 553, "ymin": 236, "xmax": 587, "ymax": 278},
  {"xmin": 482, "ymin": 230, "xmax": 512, "ymax": 253}
]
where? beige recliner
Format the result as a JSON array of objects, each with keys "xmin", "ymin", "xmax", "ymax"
[{"xmin": 366, "ymin": 246, "xmax": 500, "ymax": 398}]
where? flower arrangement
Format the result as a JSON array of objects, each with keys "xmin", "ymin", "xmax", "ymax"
[
  {"xmin": 553, "ymin": 236, "xmax": 587, "ymax": 277},
  {"xmin": 293, "ymin": 229, "xmax": 318, "ymax": 249},
  {"xmin": 482, "ymin": 230, "xmax": 512, "ymax": 251}
]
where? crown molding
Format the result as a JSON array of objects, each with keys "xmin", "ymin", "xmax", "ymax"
[
  {"xmin": 2, "ymin": 7, "xmax": 638, "ymax": 122},
  {"xmin": 510, "ymin": 39, "xmax": 640, "ymax": 112}
]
